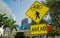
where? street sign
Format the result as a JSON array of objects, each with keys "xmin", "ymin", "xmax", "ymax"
[
  {"xmin": 26, "ymin": 1, "xmax": 50, "ymax": 23},
  {"xmin": 30, "ymin": 23, "xmax": 47, "ymax": 35}
]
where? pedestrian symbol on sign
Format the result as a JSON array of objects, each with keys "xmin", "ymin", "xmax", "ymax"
[{"xmin": 35, "ymin": 11, "xmax": 40, "ymax": 19}]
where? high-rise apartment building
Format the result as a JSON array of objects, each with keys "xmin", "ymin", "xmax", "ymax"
[
  {"xmin": 21, "ymin": 18, "xmax": 28, "ymax": 26},
  {"xmin": 0, "ymin": 0, "xmax": 16, "ymax": 20},
  {"xmin": 19, "ymin": 18, "xmax": 28, "ymax": 30}
]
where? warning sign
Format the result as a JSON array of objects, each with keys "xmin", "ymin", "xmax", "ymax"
[
  {"xmin": 26, "ymin": 1, "xmax": 49, "ymax": 23},
  {"xmin": 30, "ymin": 24, "xmax": 47, "ymax": 35}
]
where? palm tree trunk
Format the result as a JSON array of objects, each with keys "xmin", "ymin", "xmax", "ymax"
[
  {"xmin": 9, "ymin": 29, "xmax": 12, "ymax": 38},
  {"xmin": 3, "ymin": 28, "xmax": 6, "ymax": 38}
]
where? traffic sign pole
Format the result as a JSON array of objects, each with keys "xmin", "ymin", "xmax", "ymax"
[
  {"xmin": 30, "ymin": 34, "xmax": 32, "ymax": 38},
  {"xmin": 38, "ymin": 35, "xmax": 40, "ymax": 38}
]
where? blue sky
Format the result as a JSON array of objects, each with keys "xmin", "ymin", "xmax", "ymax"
[{"xmin": 3, "ymin": 0, "xmax": 42, "ymax": 26}]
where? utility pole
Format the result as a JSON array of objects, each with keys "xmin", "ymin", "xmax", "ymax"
[{"xmin": 38, "ymin": 35, "xmax": 40, "ymax": 38}]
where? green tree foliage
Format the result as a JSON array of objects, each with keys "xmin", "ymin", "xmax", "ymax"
[
  {"xmin": 0, "ymin": 14, "xmax": 7, "ymax": 27},
  {"xmin": 0, "ymin": 13, "xmax": 9, "ymax": 38},
  {"xmin": 45, "ymin": 0, "xmax": 60, "ymax": 26},
  {"xmin": 45, "ymin": 0, "xmax": 60, "ymax": 36},
  {"xmin": 0, "ymin": 13, "xmax": 18, "ymax": 38},
  {"xmin": 8, "ymin": 19, "xmax": 18, "ymax": 38},
  {"xmin": 14, "ymin": 32, "xmax": 25, "ymax": 38}
]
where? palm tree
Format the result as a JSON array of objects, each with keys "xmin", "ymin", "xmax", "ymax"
[
  {"xmin": 0, "ymin": 13, "xmax": 9, "ymax": 38},
  {"xmin": 0, "ymin": 13, "xmax": 18, "ymax": 38},
  {"xmin": 0, "ymin": 14, "xmax": 6, "ymax": 27},
  {"xmin": 3, "ymin": 17, "xmax": 9, "ymax": 38},
  {"xmin": 8, "ymin": 19, "xmax": 18, "ymax": 38}
]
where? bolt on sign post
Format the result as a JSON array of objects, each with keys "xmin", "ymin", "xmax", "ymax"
[{"xmin": 26, "ymin": 1, "xmax": 50, "ymax": 23}]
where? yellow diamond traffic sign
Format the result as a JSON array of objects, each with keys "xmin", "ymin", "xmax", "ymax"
[
  {"xmin": 26, "ymin": 1, "xmax": 50, "ymax": 23},
  {"xmin": 30, "ymin": 23, "xmax": 47, "ymax": 35}
]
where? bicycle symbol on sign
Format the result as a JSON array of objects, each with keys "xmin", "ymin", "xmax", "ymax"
[{"xmin": 31, "ymin": 4, "xmax": 42, "ymax": 11}]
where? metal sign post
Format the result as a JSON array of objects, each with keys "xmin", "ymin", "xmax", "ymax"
[
  {"xmin": 30, "ymin": 34, "xmax": 32, "ymax": 38},
  {"xmin": 38, "ymin": 35, "xmax": 40, "ymax": 38}
]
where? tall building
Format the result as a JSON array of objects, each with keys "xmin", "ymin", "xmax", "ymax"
[
  {"xmin": 22, "ymin": 18, "xmax": 28, "ymax": 26},
  {"xmin": 20, "ymin": 18, "xmax": 31, "ymax": 30},
  {"xmin": 0, "ymin": 0, "xmax": 16, "ymax": 20},
  {"xmin": 21, "ymin": 18, "xmax": 28, "ymax": 29}
]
